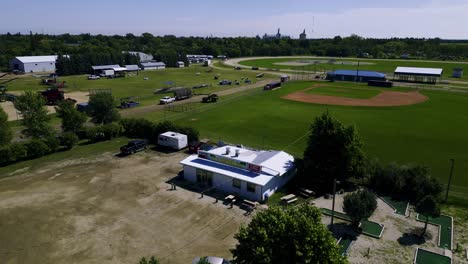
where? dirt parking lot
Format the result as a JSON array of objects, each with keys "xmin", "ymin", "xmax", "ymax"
[{"xmin": 0, "ymin": 151, "xmax": 248, "ymax": 264}]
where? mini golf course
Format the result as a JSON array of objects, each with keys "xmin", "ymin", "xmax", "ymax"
[
  {"xmin": 337, "ymin": 235, "xmax": 355, "ymax": 256},
  {"xmin": 380, "ymin": 196, "xmax": 409, "ymax": 216},
  {"xmin": 414, "ymin": 248, "xmax": 452, "ymax": 264},
  {"xmin": 320, "ymin": 208, "xmax": 384, "ymax": 238},
  {"xmin": 416, "ymin": 214, "xmax": 453, "ymax": 249}
]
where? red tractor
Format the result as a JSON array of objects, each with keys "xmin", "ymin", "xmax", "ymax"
[{"xmin": 40, "ymin": 88, "xmax": 65, "ymax": 105}]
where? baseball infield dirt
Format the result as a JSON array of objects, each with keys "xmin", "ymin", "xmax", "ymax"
[{"xmin": 282, "ymin": 85, "xmax": 428, "ymax": 107}]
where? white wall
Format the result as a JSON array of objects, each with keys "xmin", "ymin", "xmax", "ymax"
[{"xmin": 22, "ymin": 61, "xmax": 56, "ymax": 73}]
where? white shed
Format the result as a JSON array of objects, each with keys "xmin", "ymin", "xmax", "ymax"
[
  {"xmin": 10, "ymin": 55, "xmax": 58, "ymax": 73},
  {"xmin": 158, "ymin": 132, "xmax": 188, "ymax": 150}
]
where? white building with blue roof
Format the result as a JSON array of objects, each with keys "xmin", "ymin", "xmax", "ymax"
[{"xmin": 180, "ymin": 145, "xmax": 295, "ymax": 202}]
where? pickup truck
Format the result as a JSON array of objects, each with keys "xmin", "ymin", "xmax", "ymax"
[
  {"xmin": 88, "ymin": 75, "xmax": 101, "ymax": 80},
  {"xmin": 219, "ymin": 80, "xmax": 232, "ymax": 85},
  {"xmin": 120, "ymin": 139, "xmax": 148, "ymax": 155},
  {"xmin": 160, "ymin": 96, "xmax": 176, "ymax": 104}
]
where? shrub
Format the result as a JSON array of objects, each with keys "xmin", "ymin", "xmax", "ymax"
[
  {"xmin": 85, "ymin": 123, "xmax": 122, "ymax": 142},
  {"xmin": 25, "ymin": 139, "xmax": 50, "ymax": 158},
  {"xmin": 343, "ymin": 190, "xmax": 377, "ymax": 227},
  {"xmin": 177, "ymin": 125, "xmax": 200, "ymax": 142},
  {"xmin": 0, "ymin": 145, "xmax": 13, "ymax": 165},
  {"xmin": 10, "ymin": 142, "xmax": 27, "ymax": 161},
  {"xmin": 42, "ymin": 136, "xmax": 60, "ymax": 153},
  {"xmin": 60, "ymin": 132, "xmax": 79, "ymax": 150},
  {"xmin": 120, "ymin": 118, "xmax": 154, "ymax": 139}
]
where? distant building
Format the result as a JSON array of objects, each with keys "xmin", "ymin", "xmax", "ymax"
[
  {"xmin": 10, "ymin": 55, "xmax": 59, "ymax": 73},
  {"xmin": 124, "ymin": 51, "xmax": 153, "ymax": 62},
  {"xmin": 326, "ymin": 70, "xmax": 387, "ymax": 82},
  {"xmin": 299, "ymin": 29, "xmax": 307, "ymax": 40},
  {"xmin": 177, "ymin": 61, "xmax": 185, "ymax": 68},
  {"xmin": 263, "ymin": 28, "xmax": 290, "ymax": 40},
  {"xmin": 394, "ymin": 67, "xmax": 443, "ymax": 84},
  {"xmin": 125, "ymin": 65, "xmax": 140, "ymax": 71},
  {"xmin": 453, "ymin": 67, "xmax": 463, "ymax": 78},
  {"xmin": 140, "ymin": 62, "xmax": 166, "ymax": 70}
]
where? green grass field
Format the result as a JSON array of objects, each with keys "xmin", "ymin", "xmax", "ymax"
[
  {"xmin": 305, "ymin": 83, "xmax": 381, "ymax": 99},
  {"xmin": 5, "ymin": 65, "xmax": 272, "ymax": 106},
  {"xmin": 414, "ymin": 248, "xmax": 452, "ymax": 264},
  {"xmin": 239, "ymin": 57, "xmax": 468, "ymax": 81},
  {"xmin": 167, "ymin": 81, "xmax": 468, "ymax": 190},
  {"xmin": 416, "ymin": 214, "xmax": 453, "ymax": 249}
]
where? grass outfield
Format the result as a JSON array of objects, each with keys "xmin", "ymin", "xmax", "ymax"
[
  {"xmin": 305, "ymin": 83, "xmax": 381, "ymax": 99},
  {"xmin": 5, "ymin": 65, "xmax": 271, "ymax": 106},
  {"xmin": 167, "ymin": 81, "xmax": 468, "ymax": 189},
  {"xmin": 239, "ymin": 57, "xmax": 468, "ymax": 81}
]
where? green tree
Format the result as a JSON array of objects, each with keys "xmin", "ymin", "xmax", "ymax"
[
  {"xmin": 55, "ymin": 100, "xmax": 87, "ymax": 132},
  {"xmin": 139, "ymin": 256, "xmax": 159, "ymax": 264},
  {"xmin": 88, "ymin": 92, "xmax": 120, "ymax": 124},
  {"xmin": 302, "ymin": 111, "xmax": 365, "ymax": 192},
  {"xmin": 196, "ymin": 257, "xmax": 211, "ymax": 264},
  {"xmin": 415, "ymin": 195, "xmax": 440, "ymax": 237},
  {"xmin": 14, "ymin": 90, "xmax": 52, "ymax": 138},
  {"xmin": 343, "ymin": 190, "xmax": 377, "ymax": 227},
  {"xmin": 231, "ymin": 204, "xmax": 347, "ymax": 264},
  {"xmin": 0, "ymin": 106, "xmax": 12, "ymax": 145}
]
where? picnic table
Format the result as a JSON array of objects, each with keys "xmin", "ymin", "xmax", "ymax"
[
  {"xmin": 225, "ymin": 195, "xmax": 235, "ymax": 201},
  {"xmin": 281, "ymin": 194, "xmax": 296, "ymax": 201}
]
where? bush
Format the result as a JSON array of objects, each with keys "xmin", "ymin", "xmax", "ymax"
[
  {"xmin": 343, "ymin": 190, "xmax": 377, "ymax": 227},
  {"xmin": 10, "ymin": 142, "xmax": 28, "ymax": 161},
  {"xmin": 0, "ymin": 145, "xmax": 13, "ymax": 165},
  {"xmin": 85, "ymin": 123, "xmax": 122, "ymax": 142},
  {"xmin": 60, "ymin": 132, "xmax": 79, "ymax": 150},
  {"xmin": 25, "ymin": 139, "xmax": 50, "ymax": 158},
  {"xmin": 177, "ymin": 125, "xmax": 200, "ymax": 142},
  {"xmin": 120, "ymin": 118, "xmax": 154, "ymax": 139},
  {"xmin": 42, "ymin": 136, "xmax": 60, "ymax": 153}
]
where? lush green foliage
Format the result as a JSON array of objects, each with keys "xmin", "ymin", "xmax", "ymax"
[
  {"xmin": 13, "ymin": 90, "xmax": 52, "ymax": 138},
  {"xmin": 195, "ymin": 257, "xmax": 211, "ymax": 264},
  {"xmin": 138, "ymin": 256, "xmax": 159, "ymax": 264},
  {"xmin": 88, "ymin": 92, "xmax": 121, "ymax": 124},
  {"xmin": 55, "ymin": 100, "xmax": 87, "ymax": 132},
  {"xmin": 343, "ymin": 190, "xmax": 378, "ymax": 227},
  {"xmin": 368, "ymin": 163, "xmax": 443, "ymax": 203},
  {"xmin": 85, "ymin": 123, "xmax": 122, "ymax": 142},
  {"xmin": 232, "ymin": 204, "xmax": 347, "ymax": 264},
  {"xmin": 302, "ymin": 111, "xmax": 365, "ymax": 192},
  {"xmin": 60, "ymin": 132, "xmax": 79, "ymax": 150},
  {"xmin": 120, "ymin": 118, "xmax": 199, "ymax": 143},
  {"xmin": 0, "ymin": 107, "xmax": 12, "ymax": 145},
  {"xmin": 416, "ymin": 195, "xmax": 441, "ymax": 236}
]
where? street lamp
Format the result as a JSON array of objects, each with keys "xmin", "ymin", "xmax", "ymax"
[
  {"xmin": 445, "ymin": 159, "xmax": 455, "ymax": 202},
  {"xmin": 330, "ymin": 178, "xmax": 340, "ymax": 231}
]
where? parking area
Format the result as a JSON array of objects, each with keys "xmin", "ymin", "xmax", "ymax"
[{"xmin": 0, "ymin": 151, "xmax": 248, "ymax": 264}]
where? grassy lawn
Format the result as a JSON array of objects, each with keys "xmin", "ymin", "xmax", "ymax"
[
  {"xmin": 0, "ymin": 137, "xmax": 129, "ymax": 179},
  {"xmin": 414, "ymin": 248, "xmax": 452, "ymax": 264},
  {"xmin": 305, "ymin": 84, "xmax": 381, "ymax": 99},
  {"xmin": 239, "ymin": 57, "xmax": 468, "ymax": 81},
  {"xmin": 416, "ymin": 214, "xmax": 453, "ymax": 249},
  {"xmin": 170, "ymin": 80, "xmax": 468, "ymax": 189},
  {"xmin": 380, "ymin": 196, "xmax": 409, "ymax": 215}
]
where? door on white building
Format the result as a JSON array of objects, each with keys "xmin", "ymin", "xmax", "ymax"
[{"xmin": 196, "ymin": 169, "xmax": 213, "ymax": 186}]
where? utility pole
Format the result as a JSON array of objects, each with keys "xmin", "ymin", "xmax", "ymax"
[
  {"xmin": 330, "ymin": 178, "xmax": 338, "ymax": 231},
  {"xmin": 445, "ymin": 159, "xmax": 455, "ymax": 202}
]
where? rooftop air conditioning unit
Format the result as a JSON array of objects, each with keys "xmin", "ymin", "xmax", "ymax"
[
  {"xmin": 225, "ymin": 147, "xmax": 230, "ymax": 155},
  {"xmin": 235, "ymin": 149, "xmax": 240, "ymax": 157}
]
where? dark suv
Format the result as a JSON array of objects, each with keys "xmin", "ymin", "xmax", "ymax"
[{"xmin": 120, "ymin": 139, "xmax": 148, "ymax": 155}]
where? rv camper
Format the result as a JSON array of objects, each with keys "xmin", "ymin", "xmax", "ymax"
[{"xmin": 158, "ymin": 132, "xmax": 188, "ymax": 150}]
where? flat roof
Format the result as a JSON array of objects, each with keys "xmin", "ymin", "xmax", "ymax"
[
  {"xmin": 91, "ymin": 65, "xmax": 121, "ymax": 70},
  {"xmin": 141, "ymin": 62, "xmax": 165, "ymax": 67},
  {"xmin": 328, "ymin": 70, "xmax": 386, "ymax": 78},
  {"xmin": 160, "ymin": 131, "xmax": 186, "ymax": 139},
  {"xmin": 394, "ymin": 67, "xmax": 443, "ymax": 77},
  {"xmin": 15, "ymin": 55, "xmax": 58, "ymax": 63},
  {"xmin": 180, "ymin": 145, "xmax": 294, "ymax": 186},
  {"xmin": 112, "ymin": 67, "xmax": 127, "ymax": 71},
  {"xmin": 125, "ymin": 65, "xmax": 139, "ymax": 71}
]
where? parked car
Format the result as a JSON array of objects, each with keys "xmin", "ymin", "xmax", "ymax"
[
  {"xmin": 219, "ymin": 80, "xmax": 232, "ymax": 85},
  {"xmin": 234, "ymin": 66, "xmax": 241, "ymax": 70},
  {"xmin": 251, "ymin": 66, "xmax": 259, "ymax": 70},
  {"xmin": 192, "ymin": 84, "xmax": 208, "ymax": 89},
  {"xmin": 88, "ymin": 75, "xmax": 100, "ymax": 80},
  {"xmin": 160, "ymin": 96, "xmax": 176, "ymax": 104},
  {"xmin": 202, "ymin": 94, "xmax": 219, "ymax": 103},
  {"xmin": 120, "ymin": 139, "xmax": 148, "ymax": 155}
]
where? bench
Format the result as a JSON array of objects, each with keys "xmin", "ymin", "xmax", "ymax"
[
  {"xmin": 280, "ymin": 194, "xmax": 296, "ymax": 201},
  {"xmin": 286, "ymin": 198, "xmax": 298, "ymax": 204},
  {"xmin": 242, "ymin": 199, "xmax": 257, "ymax": 209}
]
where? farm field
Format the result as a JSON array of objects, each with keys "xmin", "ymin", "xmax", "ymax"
[
  {"xmin": 238, "ymin": 57, "xmax": 468, "ymax": 81},
  {"xmin": 167, "ymin": 80, "xmax": 468, "ymax": 191}
]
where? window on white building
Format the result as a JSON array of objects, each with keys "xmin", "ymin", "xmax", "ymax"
[
  {"xmin": 232, "ymin": 178, "xmax": 241, "ymax": 189},
  {"xmin": 247, "ymin": 182, "xmax": 256, "ymax": 193}
]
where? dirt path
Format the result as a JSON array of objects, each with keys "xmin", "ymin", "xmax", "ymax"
[
  {"xmin": 121, "ymin": 79, "xmax": 275, "ymax": 118},
  {"xmin": 282, "ymin": 85, "xmax": 428, "ymax": 107},
  {"xmin": 0, "ymin": 151, "xmax": 248, "ymax": 264}
]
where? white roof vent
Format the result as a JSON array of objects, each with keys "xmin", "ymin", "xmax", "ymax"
[
  {"xmin": 225, "ymin": 147, "xmax": 230, "ymax": 155},
  {"xmin": 235, "ymin": 149, "xmax": 240, "ymax": 157}
]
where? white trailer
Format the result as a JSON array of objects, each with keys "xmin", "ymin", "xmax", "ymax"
[
  {"xmin": 101, "ymin": 69, "xmax": 115, "ymax": 77},
  {"xmin": 158, "ymin": 131, "xmax": 188, "ymax": 150}
]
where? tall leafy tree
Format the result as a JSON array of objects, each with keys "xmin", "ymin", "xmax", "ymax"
[
  {"xmin": 0, "ymin": 106, "xmax": 12, "ymax": 145},
  {"xmin": 343, "ymin": 190, "xmax": 377, "ymax": 227},
  {"xmin": 415, "ymin": 195, "xmax": 440, "ymax": 237},
  {"xmin": 302, "ymin": 111, "xmax": 365, "ymax": 192},
  {"xmin": 88, "ymin": 92, "xmax": 120, "ymax": 124},
  {"xmin": 14, "ymin": 90, "xmax": 52, "ymax": 138},
  {"xmin": 232, "ymin": 204, "xmax": 347, "ymax": 264},
  {"xmin": 55, "ymin": 100, "xmax": 87, "ymax": 132}
]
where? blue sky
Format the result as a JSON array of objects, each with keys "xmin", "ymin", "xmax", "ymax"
[{"xmin": 1, "ymin": 0, "xmax": 468, "ymax": 38}]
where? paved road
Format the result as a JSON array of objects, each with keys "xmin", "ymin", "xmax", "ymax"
[{"xmin": 121, "ymin": 79, "xmax": 275, "ymax": 118}]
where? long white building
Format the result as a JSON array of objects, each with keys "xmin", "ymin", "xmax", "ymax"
[
  {"xmin": 10, "ymin": 55, "xmax": 59, "ymax": 73},
  {"xmin": 180, "ymin": 145, "xmax": 295, "ymax": 202}
]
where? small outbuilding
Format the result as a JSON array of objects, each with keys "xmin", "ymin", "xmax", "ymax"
[
  {"xmin": 10, "ymin": 55, "xmax": 59, "ymax": 73},
  {"xmin": 140, "ymin": 62, "xmax": 166, "ymax": 70},
  {"xmin": 326, "ymin": 70, "xmax": 386, "ymax": 82},
  {"xmin": 91, "ymin": 65, "xmax": 121, "ymax": 75},
  {"xmin": 394, "ymin": 67, "xmax": 443, "ymax": 84},
  {"xmin": 125, "ymin": 65, "xmax": 140, "ymax": 72},
  {"xmin": 453, "ymin": 67, "xmax": 463, "ymax": 78},
  {"xmin": 177, "ymin": 61, "xmax": 185, "ymax": 68},
  {"xmin": 158, "ymin": 132, "xmax": 188, "ymax": 150}
]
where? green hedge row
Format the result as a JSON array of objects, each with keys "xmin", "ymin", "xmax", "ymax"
[{"xmin": 119, "ymin": 118, "xmax": 199, "ymax": 143}]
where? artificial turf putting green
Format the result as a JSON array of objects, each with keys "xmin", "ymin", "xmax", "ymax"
[
  {"xmin": 414, "ymin": 248, "xmax": 451, "ymax": 264},
  {"xmin": 380, "ymin": 196, "xmax": 409, "ymax": 216},
  {"xmin": 416, "ymin": 214, "xmax": 453, "ymax": 249},
  {"xmin": 338, "ymin": 235, "xmax": 355, "ymax": 256},
  {"xmin": 320, "ymin": 208, "xmax": 384, "ymax": 238}
]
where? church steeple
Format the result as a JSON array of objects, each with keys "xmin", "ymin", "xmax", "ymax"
[{"xmin": 300, "ymin": 29, "xmax": 307, "ymax": 40}]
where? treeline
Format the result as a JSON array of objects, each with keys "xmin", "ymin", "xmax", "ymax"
[{"xmin": 2, "ymin": 32, "xmax": 468, "ymax": 72}]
